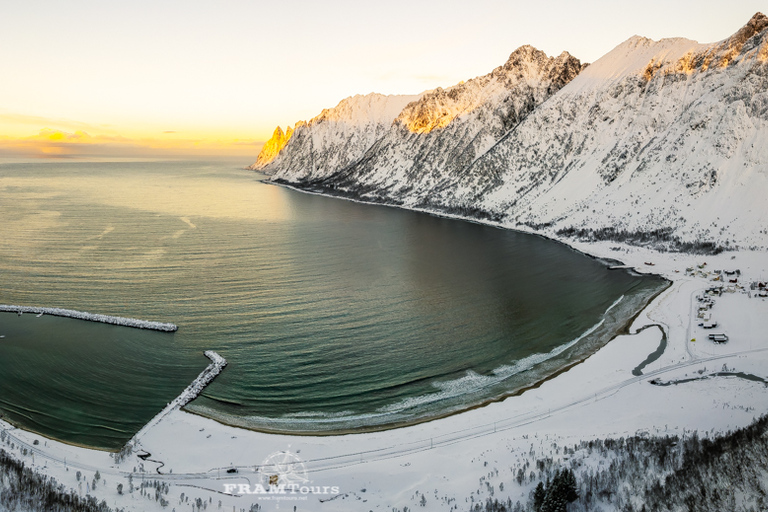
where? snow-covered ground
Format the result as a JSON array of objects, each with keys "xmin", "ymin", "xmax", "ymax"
[{"xmin": 2, "ymin": 242, "xmax": 767, "ymax": 512}]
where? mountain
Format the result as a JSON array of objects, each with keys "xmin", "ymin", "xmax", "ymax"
[
  {"xmin": 253, "ymin": 13, "xmax": 768, "ymax": 252},
  {"xmin": 250, "ymin": 92, "xmax": 422, "ymax": 180},
  {"xmin": 254, "ymin": 46, "xmax": 584, "ymax": 185}
]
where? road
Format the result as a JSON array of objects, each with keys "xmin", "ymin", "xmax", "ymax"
[{"xmin": 4, "ymin": 343, "xmax": 767, "ymax": 490}]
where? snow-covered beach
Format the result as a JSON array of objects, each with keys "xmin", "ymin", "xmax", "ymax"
[{"xmin": 2, "ymin": 242, "xmax": 767, "ymax": 512}]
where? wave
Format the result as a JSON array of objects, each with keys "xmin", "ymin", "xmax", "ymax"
[
  {"xmin": 378, "ymin": 296, "xmax": 624, "ymax": 415},
  {"xmin": 189, "ymin": 295, "xmax": 628, "ymax": 432}
]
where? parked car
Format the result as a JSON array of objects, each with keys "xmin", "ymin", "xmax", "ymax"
[{"xmin": 708, "ymin": 333, "xmax": 729, "ymax": 343}]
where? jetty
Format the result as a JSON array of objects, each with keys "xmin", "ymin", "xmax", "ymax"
[
  {"xmin": 0, "ymin": 305, "xmax": 178, "ymax": 332},
  {"xmin": 129, "ymin": 351, "xmax": 227, "ymax": 445}
]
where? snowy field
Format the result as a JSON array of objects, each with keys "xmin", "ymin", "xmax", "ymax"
[{"xmin": 2, "ymin": 242, "xmax": 768, "ymax": 511}]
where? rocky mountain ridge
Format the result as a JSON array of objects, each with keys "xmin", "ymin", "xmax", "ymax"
[{"xmin": 253, "ymin": 13, "xmax": 768, "ymax": 252}]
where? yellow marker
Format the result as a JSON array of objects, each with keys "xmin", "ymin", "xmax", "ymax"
[{"xmin": 691, "ymin": 338, "xmax": 696, "ymax": 342}]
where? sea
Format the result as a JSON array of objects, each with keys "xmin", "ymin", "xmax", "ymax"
[{"xmin": 0, "ymin": 159, "xmax": 667, "ymax": 450}]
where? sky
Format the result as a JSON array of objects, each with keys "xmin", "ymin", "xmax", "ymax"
[{"xmin": 0, "ymin": 0, "xmax": 764, "ymax": 161}]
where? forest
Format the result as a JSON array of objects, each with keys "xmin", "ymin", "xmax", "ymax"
[{"xmin": 475, "ymin": 414, "xmax": 768, "ymax": 512}]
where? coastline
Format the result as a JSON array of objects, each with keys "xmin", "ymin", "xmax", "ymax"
[
  {"xmin": 184, "ymin": 278, "xmax": 669, "ymax": 437},
  {"xmin": 2, "ymin": 172, "xmax": 767, "ymax": 511}
]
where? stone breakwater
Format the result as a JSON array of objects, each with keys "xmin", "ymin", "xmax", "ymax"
[
  {"xmin": 0, "ymin": 305, "xmax": 178, "ymax": 332},
  {"xmin": 181, "ymin": 351, "xmax": 228, "ymax": 408},
  {"xmin": 129, "ymin": 351, "xmax": 228, "ymax": 446}
]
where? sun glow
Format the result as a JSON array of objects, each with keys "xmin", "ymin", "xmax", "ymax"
[{"xmin": 0, "ymin": 128, "xmax": 264, "ymax": 160}]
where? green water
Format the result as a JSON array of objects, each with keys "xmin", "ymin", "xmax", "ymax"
[{"xmin": 0, "ymin": 160, "xmax": 666, "ymax": 449}]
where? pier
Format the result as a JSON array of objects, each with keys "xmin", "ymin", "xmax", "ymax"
[
  {"xmin": 0, "ymin": 305, "xmax": 178, "ymax": 332},
  {"xmin": 129, "ymin": 351, "xmax": 228, "ymax": 445}
]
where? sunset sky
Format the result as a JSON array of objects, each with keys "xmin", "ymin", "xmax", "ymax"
[{"xmin": 0, "ymin": 0, "xmax": 763, "ymax": 161}]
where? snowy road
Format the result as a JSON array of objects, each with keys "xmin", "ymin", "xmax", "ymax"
[{"xmin": 4, "ymin": 344, "xmax": 764, "ymax": 489}]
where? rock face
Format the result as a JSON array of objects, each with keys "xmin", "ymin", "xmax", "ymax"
[
  {"xmin": 253, "ymin": 13, "xmax": 768, "ymax": 252},
  {"xmin": 252, "ymin": 125, "xmax": 293, "ymax": 169}
]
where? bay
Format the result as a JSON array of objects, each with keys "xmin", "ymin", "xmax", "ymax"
[{"xmin": 0, "ymin": 160, "xmax": 665, "ymax": 449}]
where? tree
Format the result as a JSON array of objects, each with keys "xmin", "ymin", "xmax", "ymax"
[
  {"xmin": 533, "ymin": 469, "xmax": 578, "ymax": 512},
  {"xmin": 533, "ymin": 482, "xmax": 546, "ymax": 510}
]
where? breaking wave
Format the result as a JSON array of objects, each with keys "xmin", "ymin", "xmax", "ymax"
[{"xmin": 188, "ymin": 295, "xmax": 635, "ymax": 433}]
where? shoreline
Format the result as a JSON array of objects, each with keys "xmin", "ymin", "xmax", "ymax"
[
  {"xmin": 184, "ymin": 279, "xmax": 669, "ymax": 438},
  {"xmin": 265, "ymin": 176, "xmax": 724, "ymax": 266},
  {"xmin": 0, "ymin": 175, "xmax": 670, "ymax": 447},
  {"xmin": 2, "ymin": 171, "xmax": 767, "ymax": 512},
  {"xmin": 0, "ymin": 174, "xmax": 672, "ymax": 448},
  {"xmin": 0, "ymin": 418, "xmax": 117, "ymax": 454},
  {"xmin": 0, "ymin": 350, "xmax": 227, "ymax": 454},
  {"xmin": 0, "ymin": 275, "xmax": 666, "ymax": 447}
]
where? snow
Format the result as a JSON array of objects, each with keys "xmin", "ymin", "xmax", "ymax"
[
  {"xmin": 260, "ymin": 46, "xmax": 583, "ymax": 196},
  {"xmin": 563, "ymin": 36, "xmax": 704, "ymax": 94},
  {"xmin": 251, "ymin": 92, "xmax": 422, "ymax": 178},
  {"xmin": 256, "ymin": 15, "xmax": 768, "ymax": 250}
]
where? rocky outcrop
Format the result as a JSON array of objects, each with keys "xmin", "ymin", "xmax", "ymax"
[{"xmin": 251, "ymin": 125, "xmax": 293, "ymax": 169}]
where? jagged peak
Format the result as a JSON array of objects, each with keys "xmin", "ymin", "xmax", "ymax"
[
  {"xmin": 714, "ymin": 12, "xmax": 768, "ymax": 56},
  {"xmin": 270, "ymin": 125, "xmax": 286, "ymax": 138},
  {"xmin": 506, "ymin": 44, "xmax": 546, "ymax": 59},
  {"xmin": 555, "ymin": 50, "xmax": 577, "ymax": 60},
  {"xmin": 395, "ymin": 46, "xmax": 583, "ymax": 134},
  {"xmin": 736, "ymin": 12, "xmax": 768, "ymax": 40},
  {"xmin": 499, "ymin": 45, "xmax": 550, "ymax": 71},
  {"xmin": 250, "ymin": 125, "xmax": 294, "ymax": 170}
]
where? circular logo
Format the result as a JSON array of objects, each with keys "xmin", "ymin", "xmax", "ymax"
[{"xmin": 260, "ymin": 450, "xmax": 309, "ymax": 488}]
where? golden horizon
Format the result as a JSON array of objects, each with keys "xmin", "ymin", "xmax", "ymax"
[{"xmin": 0, "ymin": 127, "xmax": 266, "ymax": 160}]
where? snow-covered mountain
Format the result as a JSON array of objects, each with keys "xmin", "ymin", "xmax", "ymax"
[
  {"xmin": 250, "ymin": 92, "xmax": 422, "ymax": 180},
  {"xmin": 253, "ymin": 13, "xmax": 768, "ymax": 252},
  {"xmin": 254, "ymin": 46, "xmax": 583, "ymax": 186}
]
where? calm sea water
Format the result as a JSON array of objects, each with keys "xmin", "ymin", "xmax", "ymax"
[{"xmin": 0, "ymin": 160, "xmax": 665, "ymax": 449}]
